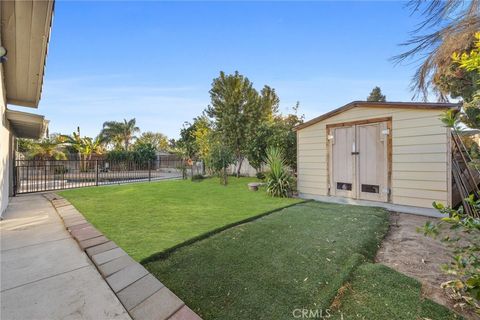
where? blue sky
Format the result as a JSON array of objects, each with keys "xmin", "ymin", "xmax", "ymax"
[{"xmin": 14, "ymin": 1, "xmax": 425, "ymax": 139}]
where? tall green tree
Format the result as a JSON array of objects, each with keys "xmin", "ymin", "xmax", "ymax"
[
  {"xmin": 177, "ymin": 115, "xmax": 211, "ymax": 159},
  {"xmin": 245, "ymin": 102, "xmax": 304, "ymax": 173},
  {"xmin": 207, "ymin": 71, "xmax": 276, "ymax": 177},
  {"xmin": 367, "ymin": 86, "xmax": 386, "ymax": 102},
  {"xmin": 136, "ymin": 132, "xmax": 169, "ymax": 152},
  {"xmin": 100, "ymin": 118, "xmax": 140, "ymax": 150},
  {"xmin": 245, "ymin": 116, "xmax": 303, "ymax": 173}
]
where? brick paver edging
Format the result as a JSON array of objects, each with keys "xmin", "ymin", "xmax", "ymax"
[{"xmin": 43, "ymin": 193, "xmax": 202, "ymax": 320}]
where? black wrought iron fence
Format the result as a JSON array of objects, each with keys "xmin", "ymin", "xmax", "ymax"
[{"xmin": 14, "ymin": 156, "xmax": 186, "ymax": 194}]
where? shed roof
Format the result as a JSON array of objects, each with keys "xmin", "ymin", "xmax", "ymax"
[{"xmin": 295, "ymin": 101, "xmax": 460, "ymax": 131}]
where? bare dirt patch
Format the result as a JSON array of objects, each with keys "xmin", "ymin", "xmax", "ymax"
[{"xmin": 376, "ymin": 212, "xmax": 477, "ymax": 320}]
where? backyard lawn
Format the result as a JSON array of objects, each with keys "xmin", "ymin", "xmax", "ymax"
[
  {"xmin": 59, "ymin": 177, "xmax": 301, "ymax": 261},
  {"xmin": 145, "ymin": 201, "xmax": 460, "ymax": 320},
  {"xmin": 61, "ymin": 179, "xmax": 460, "ymax": 319}
]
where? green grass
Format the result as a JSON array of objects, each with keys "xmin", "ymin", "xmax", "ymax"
[
  {"xmin": 59, "ymin": 177, "xmax": 300, "ymax": 261},
  {"xmin": 145, "ymin": 202, "xmax": 460, "ymax": 320},
  {"xmin": 145, "ymin": 202, "xmax": 389, "ymax": 319},
  {"xmin": 332, "ymin": 263, "xmax": 461, "ymax": 319}
]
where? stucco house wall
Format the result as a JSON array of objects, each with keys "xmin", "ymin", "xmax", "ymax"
[{"xmin": 1, "ymin": 66, "xmax": 11, "ymax": 215}]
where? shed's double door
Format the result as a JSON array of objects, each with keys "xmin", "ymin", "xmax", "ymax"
[{"xmin": 329, "ymin": 121, "xmax": 389, "ymax": 202}]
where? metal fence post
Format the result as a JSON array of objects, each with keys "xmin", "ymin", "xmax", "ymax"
[
  {"xmin": 148, "ymin": 161, "xmax": 152, "ymax": 182},
  {"xmin": 95, "ymin": 160, "xmax": 99, "ymax": 186},
  {"xmin": 13, "ymin": 161, "xmax": 17, "ymax": 196},
  {"xmin": 44, "ymin": 163, "xmax": 47, "ymax": 191}
]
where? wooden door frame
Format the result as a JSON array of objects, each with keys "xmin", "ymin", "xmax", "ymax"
[{"xmin": 326, "ymin": 117, "xmax": 392, "ymax": 202}]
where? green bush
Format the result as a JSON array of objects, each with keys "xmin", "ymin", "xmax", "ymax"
[
  {"xmin": 106, "ymin": 150, "xmax": 134, "ymax": 162},
  {"xmin": 256, "ymin": 172, "xmax": 266, "ymax": 180},
  {"xmin": 133, "ymin": 142, "xmax": 156, "ymax": 165},
  {"xmin": 191, "ymin": 174, "xmax": 205, "ymax": 181},
  {"xmin": 206, "ymin": 144, "xmax": 235, "ymax": 185},
  {"xmin": 420, "ymin": 197, "xmax": 480, "ymax": 313},
  {"xmin": 265, "ymin": 147, "xmax": 293, "ymax": 197},
  {"xmin": 106, "ymin": 143, "xmax": 156, "ymax": 166}
]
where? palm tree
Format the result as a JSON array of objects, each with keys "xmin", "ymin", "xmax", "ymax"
[
  {"xmin": 100, "ymin": 118, "xmax": 140, "ymax": 151},
  {"xmin": 394, "ymin": 0, "xmax": 480, "ymax": 100},
  {"xmin": 83, "ymin": 136, "xmax": 105, "ymax": 160},
  {"xmin": 60, "ymin": 130, "xmax": 84, "ymax": 161},
  {"xmin": 60, "ymin": 130, "xmax": 106, "ymax": 170},
  {"xmin": 29, "ymin": 138, "xmax": 67, "ymax": 161}
]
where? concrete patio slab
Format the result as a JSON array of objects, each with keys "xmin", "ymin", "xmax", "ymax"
[
  {"xmin": 1, "ymin": 237, "xmax": 91, "ymax": 291},
  {"xmin": 1, "ymin": 222, "xmax": 69, "ymax": 251},
  {"xmin": 1, "ymin": 195, "xmax": 61, "ymax": 223},
  {"xmin": 1, "ymin": 265, "xmax": 130, "ymax": 320},
  {"xmin": 0, "ymin": 195, "xmax": 131, "ymax": 320}
]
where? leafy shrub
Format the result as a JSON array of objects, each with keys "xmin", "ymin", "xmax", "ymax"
[
  {"xmin": 256, "ymin": 172, "xmax": 266, "ymax": 180},
  {"xmin": 133, "ymin": 142, "xmax": 157, "ymax": 165},
  {"xmin": 177, "ymin": 161, "xmax": 189, "ymax": 180},
  {"xmin": 420, "ymin": 197, "xmax": 480, "ymax": 313},
  {"xmin": 206, "ymin": 143, "xmax": 235, "ymax": 185},
  {"xmin": 54, "ymin": 166, "xmax": 68, "ymax": 174},
  {"xmin": 106, "ymin": 143, "xmax": 156, "ymax": 166},
  {"xmin": 191, "ymin": 174, "xmax": 205, "ymax": 181},
  {"xmin": 265, "ymin": 147, "xmax": 293, "ymax": 197},
  {"xmin": 106, "ymin": 150, "xmax": 134, "ymax": 162}
]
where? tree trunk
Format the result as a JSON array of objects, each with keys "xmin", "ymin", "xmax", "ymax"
[{"xmin": 236, "ymin": 155, "xmax": 244, "ymax": 178}]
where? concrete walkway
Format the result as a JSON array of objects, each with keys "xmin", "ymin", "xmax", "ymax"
[{"xmin": 0, "ymin": 194, "xmax": 131, "ymax": 320}]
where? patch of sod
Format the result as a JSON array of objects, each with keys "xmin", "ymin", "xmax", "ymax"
[
  {"xmin": 59, "ymin": 177, "xmax": 300, "ymax": 261},
  {"xmin": 145, "ymin": 201, "xmax": 390, "ymax": 320},
  {"xmin": 331, "ymin": 263, "xmax": 461, "ymax": 319}
]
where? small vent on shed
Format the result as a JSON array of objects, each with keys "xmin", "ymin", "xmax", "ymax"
[
  {"xmin": 336, "ymin": 182, "xmax": 352, "ymax": 191},
  {"xmin": 361, "ymin": 184, "xmax": 379, "ymax": 193}
]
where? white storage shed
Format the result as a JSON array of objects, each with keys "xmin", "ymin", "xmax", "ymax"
[{"xmin": 295, "ymin": 101, "xmax": 460, "ymax": 216}]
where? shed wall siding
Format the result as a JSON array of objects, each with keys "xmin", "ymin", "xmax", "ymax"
[{"xmin": 297, "ymin": 106, "xmax": 449, "ymax": 208}]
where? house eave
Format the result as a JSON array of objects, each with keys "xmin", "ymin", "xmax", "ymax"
[
  {"xmin": 0, "ymin": 0, "xmax": 55, "ymax": 108},
  {"xmin": 6, "ymin": 109, "xmax": 49, "ymax": 139}
]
